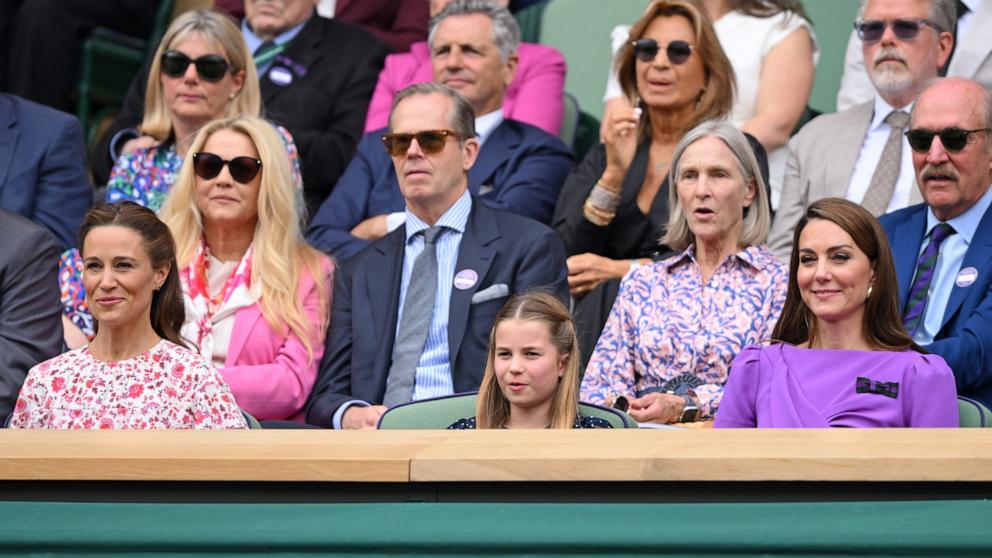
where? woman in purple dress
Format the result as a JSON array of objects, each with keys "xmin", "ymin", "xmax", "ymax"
[{"xmin": 715, "ymin": 198, "xmax": 958, "ymax": 428}]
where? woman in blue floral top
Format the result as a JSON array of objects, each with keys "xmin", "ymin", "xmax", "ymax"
[
  {"xmin": 580, "ymin": 121, "xmax": 787, "ymax": 425},
  {"xmin": 61, "ymin": 10, "xmax": 300, "ymax": 344}
]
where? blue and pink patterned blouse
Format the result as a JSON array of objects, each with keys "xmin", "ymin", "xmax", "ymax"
[{"xmin": 580, "ymin": 243, "xmax": 788, "ymax": 419}]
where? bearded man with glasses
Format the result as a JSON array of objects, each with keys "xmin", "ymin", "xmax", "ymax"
[
  {"xmin": 879, "ymin": 77, "xmax": 992, "ymax": 409},
  {"xmin": 305, "ymin": 83, "xmax": 569, "ymax": 430},
  {"xmin": 769, "ymin": 0, "xmax": 956, "ymax": 263}
]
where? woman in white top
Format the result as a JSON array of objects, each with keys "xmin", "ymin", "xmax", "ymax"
[{"xmin": 603, "ymin": 0, "xmax": 819, "ymax": 208}]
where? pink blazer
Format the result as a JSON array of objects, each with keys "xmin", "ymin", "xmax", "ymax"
[
  {"xmin": 221, "ymin": 257, "xmax": 333, "ymax": 423},
  {"xmin": 363, "ymin": 41, "xmax": 566, "ymax": 136}
]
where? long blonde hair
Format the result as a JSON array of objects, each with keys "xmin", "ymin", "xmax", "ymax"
[
  {"xmin": 476, "ymin": 292, "xmax": 580, "ymax": 429},
  {"xmin": 140, "ymin": 10, "xmax": 261, "ymax": 142},
  {"xmin": 161, "ymin": 115, "xmax": 330, "ymax": 360}
]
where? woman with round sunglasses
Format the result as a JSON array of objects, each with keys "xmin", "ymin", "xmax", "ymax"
[
  {"xmin": 59, "ymin": 10, "xmax": 301, "ymax": 346},
  {"xmin": 10, "ymin": 202, "xmax": 248, "ymax": 430},
  {"xmin": 105, "ymin": 9, "xmax": 301, "ymax": 213},
  {"xmin": 602, "ymin": 0, "xmax": 816, "ymax": 207},
  {"xmin": 714, "ymin": 198, "xmax": 957, "ymax": 428},
  {"xmin": 552, "ymin": 0, "xmax": 766, "ymax": 367},
  {"xmin": 160, "ymin": 115, "xmax": 333, "ymax": 423}
]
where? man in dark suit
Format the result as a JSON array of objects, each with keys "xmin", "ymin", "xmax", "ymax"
[
  {"xmin": 306, "ymin": 0, "xmax": 572, "ymax": 261},
  {"xmin": 0, "ymin": 93, "xmax": 91, "ymax": 250},
  {"xmin": 90, "ymin": 0, "xmax": 390, "ymax": 215},
  {"xmin": 880, "ymin": 78, "xmax": 992, "ymax": 407},
  {"xmin": 0, "ymin": 209, "xmax": 63, "ymax": 425},
  {"xmin": 305, "ymin": 83, "xmax": 568, "ymax": 429}
]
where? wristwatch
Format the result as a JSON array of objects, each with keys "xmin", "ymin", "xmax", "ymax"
[{"xmin": 678, "ymin": 394, "xmax": 698, "ymax": 423}]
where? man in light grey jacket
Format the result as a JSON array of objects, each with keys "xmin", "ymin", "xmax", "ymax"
[{"xmin": 768, "ymin": 0, "xmax": 955, "ymax": 261}]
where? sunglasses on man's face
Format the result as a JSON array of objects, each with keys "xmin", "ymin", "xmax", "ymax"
[
  {"xmin": 905, "ymin": 128, "xmax": 991, "ymax": 153},
  {"xmin": 192, "ymin": 152, "xmax": 263, "ymax": 183},
  {"xmin": 381, "ymin": 129, "xmax": 466, "ymax": 156},
  {"xmin": 160, "ymin": 50, "xmax": 231, "ymax": 82},
  {"xmin": 631, "ymin": 38, "xmax": 693, "ymax": 65},
  {"xmin": 854, "ymin": 18, "xmax": 942, "ymax": 43}
]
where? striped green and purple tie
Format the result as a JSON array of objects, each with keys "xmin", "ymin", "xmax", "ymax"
[{"xmin": 902, "ymin": 222, "xmax": 956, "ymax": 335}]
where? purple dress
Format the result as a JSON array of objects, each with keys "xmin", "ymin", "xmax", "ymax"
[{"xmin": 714, "ymin": 344, "xmax": 958, "ymax": 428}]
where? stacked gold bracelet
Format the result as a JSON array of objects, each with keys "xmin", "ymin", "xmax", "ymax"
[{"xmin": 582, "ymin": 180, "xmax": 621, "ymax": 227}]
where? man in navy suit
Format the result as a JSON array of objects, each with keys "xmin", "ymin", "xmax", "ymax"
[
  {"xmin": 305, "ymin": 83, "xmax": 568, "ymax": 429},
  {"xmin": 0, "ymin": 93, "xmax": 91, "ymax": 250},
  {"xmin": 306, "ymin": 0, "xmax": 572, "ymax": 261},
  {"xmin": 880, "ymin": 78, "xmax": 992, "ymax": 407}
]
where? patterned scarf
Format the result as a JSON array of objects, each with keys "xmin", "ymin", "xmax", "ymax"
[{"xmin": 180, "ymin": 237, "xmax": 256, "ymax": 360}]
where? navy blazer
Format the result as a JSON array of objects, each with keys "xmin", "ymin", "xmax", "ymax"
[
  {"xmin": 306, "ymin": 119, "xmax": 573, "ymax": 261},
  {"xmin": 305, "ymin": 199, "xmax": 569, "ymax": 427},
  {"xmin": 880, "ymin": 202, "xmax": 992, "ymax": 407},
  {"xmin": 0, "ymin": 94, "xmax": 91, "ymax": 250}
]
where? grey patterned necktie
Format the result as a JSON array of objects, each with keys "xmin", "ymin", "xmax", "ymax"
[
  {"xmin": 383, "ymin": 226, "xmax": 444, "ymax": 407},
  {"xmin": 862, "ymin": 110, "xmax": 911, "ymax": 216}
]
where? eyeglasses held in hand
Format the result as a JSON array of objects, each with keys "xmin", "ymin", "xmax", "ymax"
[
  {"xmin": 192, "ymin": 152, "xmax": 263, "ymax": 183},
  {"xmin": 905, "ymin": 128, "xmax": 991, "ymax": 153},
  {"xmin": 160, "ymin": 50, "xmax": 231, "ymax": 82},
  {"xmin": 381, "ymin": 129, "xmax": 466, "ymax": 156},
  {"xmin": 631, "ymin": 38, "xmax": 693, "ymax": 65},
  {"xmin": 854, "ymin": 18, "xmax": 942, "ymax": 43}
]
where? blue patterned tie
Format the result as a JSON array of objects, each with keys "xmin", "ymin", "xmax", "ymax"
[{"xmin": 902, "ymin": 223, "xmax": 956, "ymax": 335}]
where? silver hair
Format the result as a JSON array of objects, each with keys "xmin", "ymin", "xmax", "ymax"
[
  {"xmin": 389, "ymin": 82, "xmax": 477, "ymax": 139},
  {"xmin": 858, "ymin": 0, "xmax": 956, "ymax": 33},
  {"xmin": 661, "ymin": 120, "xmax": 772, "ymax": 252},
  {"xmin": 428, "ymin": 0, "xmax": 521, "ymax": 64}
]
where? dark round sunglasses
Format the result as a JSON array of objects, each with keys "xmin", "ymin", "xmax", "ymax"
[
  {"xmin": 905, "ymin": 128, "xmax": 991, "ymax": 153},
  {"xmin": 631, "ymin": 38, "xmax": 693, "ymax": 65},
  {"xmin": 192, "ymin": 152, "xmax": 263, "ymax": 183},
  {"xmin": 160, "ymin": 50, "xmax": 231, "ymax": 82},
  {"xmin": 381, "ymin": 129, "xmax": 466, "ymax": 156},
  {"xmin": 854, "ymin": 18, "xmax": 942, "ymax": 43}
]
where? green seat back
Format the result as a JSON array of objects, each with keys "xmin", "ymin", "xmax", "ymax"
[
  {"xmin": 377, "ymin": 392, "xmax": 637, "ymax": 429},
  {"xmin": 958, "ymin": 396, "xmax": 992, "ymax": 427},
  {"xmin": 803, "ymin": 0, "xmax": 862, "ymax": 114},
  {"xmin": 559, "ymin": 91, "xmax": 580, "ymax": 146},
  {"xmin": 538, "ymin": 0, "xmax": 650, "ymax": 122},
  {"xmin": 514, "ymin": 0, "xmax": 549, "ymax": 44}
]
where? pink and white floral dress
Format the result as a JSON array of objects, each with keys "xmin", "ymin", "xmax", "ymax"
[{"xmin": 10, "ymin": 340, "xmax": 248, "ymax": 429}]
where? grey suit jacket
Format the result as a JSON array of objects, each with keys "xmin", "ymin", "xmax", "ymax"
[
  {"xmin": 837, "ymin": 3, "xmax": 992, "ymax": 111},
  {"xmin": 768, "ymin": 102, "xmax": 872, "ymax": 261},
  {"xmin": 0, "ymin": 209, "xmax": 62, "ymax": 424}
]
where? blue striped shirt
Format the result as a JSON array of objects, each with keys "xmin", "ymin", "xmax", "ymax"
[{"xmin": 398, "ymin": 191, "xmax": 472, "ymax": 400}]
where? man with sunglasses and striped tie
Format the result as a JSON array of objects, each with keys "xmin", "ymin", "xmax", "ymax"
[
  {"xmin": 769, "ymin": 0, "xmax": 956, "ymax": 263},
  {"xmin": 305, "ymin": 82, "xmax": 569, "ymax": 429},
  {"xmin": 881, "ymin": 77, "xmax": 992, "ymax": 409}
]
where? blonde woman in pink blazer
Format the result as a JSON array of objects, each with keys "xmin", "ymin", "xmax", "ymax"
[{"xmin": 161, "ymin": 115, "xmax": 332, "ymax": 423}]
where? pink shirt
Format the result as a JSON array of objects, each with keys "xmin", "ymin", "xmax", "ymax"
[{"xmin": 364, "ymin": 41, "xmax": 566, "ymax": 136}]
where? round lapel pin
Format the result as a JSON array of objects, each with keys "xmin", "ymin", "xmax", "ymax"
[
  {"xmin": 955, "ymin": 266, "xmax": 978, "ymax": 288},
  {"xmin": 268, "ymin": 66, "xmax": 293, "ymax": 86},
  {"xmin": 453, "ymin": 269, "xmax": 478, "ymax": 290}
]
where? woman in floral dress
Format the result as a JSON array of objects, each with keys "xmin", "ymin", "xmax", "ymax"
[{"xmin": 11, "ymin": 202, "xmax": 247, "ymax": 429}]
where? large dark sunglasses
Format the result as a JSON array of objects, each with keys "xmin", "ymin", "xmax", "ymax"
[
  {"xmin": 160, "ymin": 50, "xmax": 231, "ymax": 82},
  {"xmin": 854, "ymin": 18, "xmax": 942, "ymax": 42},
  {"xmin": 192, "ymin": 152, "xmax": 262, "ymax": 183},
  {"xmin": 381, "ymin": 129, "xmax": 466, "ymax": 156},
  {"xmin": 631, "ymin": 38, "xmax": 693, "ymax": 65},
  {"xmin": 905, "ymin": 128, "xmax": 991, "ymax": 153}
]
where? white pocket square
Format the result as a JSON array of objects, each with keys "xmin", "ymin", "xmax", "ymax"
[{"xmin": 471, "ymin": 283, "xmax": 509, "ymax": 304}]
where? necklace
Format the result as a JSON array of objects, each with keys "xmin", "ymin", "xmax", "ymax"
[{"xmin": 654, "ymin": 159, "xmax": 670, "ymax": 172}]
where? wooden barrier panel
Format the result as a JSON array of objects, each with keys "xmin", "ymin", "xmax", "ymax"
[{"xmin": 2, "ymin": 429, "xmax": 990, "ymax": 483}]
